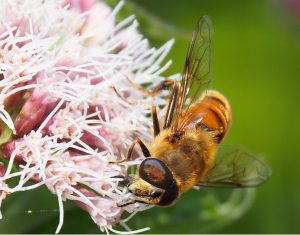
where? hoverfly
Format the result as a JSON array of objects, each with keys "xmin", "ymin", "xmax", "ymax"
[{"xmin": 115, "ymin": 15, "xmax": 271, "ymax": 207}]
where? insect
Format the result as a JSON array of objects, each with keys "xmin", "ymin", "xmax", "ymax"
[{"xmin": 116, "ymin": 15, "xmax": 271, "ymax": 207}]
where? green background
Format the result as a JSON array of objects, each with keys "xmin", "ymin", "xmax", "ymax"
[{"xmin": 1, "ymin": 0, "xmax": 300, "ymax": 233}]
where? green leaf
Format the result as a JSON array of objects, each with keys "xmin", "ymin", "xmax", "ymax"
[{"xmin": 0, "ymin": 122, "xmax": 12, "ymax": 146}]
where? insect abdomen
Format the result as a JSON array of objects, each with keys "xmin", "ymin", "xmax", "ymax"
[{"xmin": 197, "ymin": 90, "xmax": 231, "ymax": 143}]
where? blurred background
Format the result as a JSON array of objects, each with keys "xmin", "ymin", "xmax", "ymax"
[{"xmin": 1, "ymin": 0, "xmax": 300, "ymax": 233}]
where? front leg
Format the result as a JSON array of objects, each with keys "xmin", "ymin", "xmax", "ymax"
[
  {"xmin": 126, "ymin": 77, "xmax": 175, "ymax": 97},
  {"xmin": 117, "ymin": 198, "xmax": 150, "ymax": 207},
  {"xmin": 110, "ymin": 175, "xmax": 132, "ymax": 187},
  {"xmin": 109, "ymin": 138, "xmax": 151, "ymax": 164}
]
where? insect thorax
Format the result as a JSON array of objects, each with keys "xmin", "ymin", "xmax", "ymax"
[{"xmin": 154, "ymin": 130, "xmax": 217, "ymax": 192}]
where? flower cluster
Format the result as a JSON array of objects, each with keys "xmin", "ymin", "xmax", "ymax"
[{"xmin": 0, "ymin": 0, "xmax": 175, "ymax": 233}]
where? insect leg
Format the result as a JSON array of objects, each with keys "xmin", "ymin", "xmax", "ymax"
[
  {"xmin": 109, "ymin": 138, "xmax": 150, "ymax": 164},
  {"xmin": 131, "ymin": 138, "xmax": 151, "ymax": 159},
  {"xmin": 111, "ymin": 86, "xmax": 136, "ymax": 105},
  {"xmin": 152, "ymin": 105, "xmax": 160, "ymax": 137},
  {"xmin": 147, "ymin": 79, "xmax": 176, "ymax": 96},
  {"xmin": 110, "ymin": 175, "xmax": 132, "ymax": 187},
  {"xmin": 126, "ymin": 76, "xmax": 175, "ymax": 96},
  {"xmin": 111, "ymin": 78, "xmax": 175, "ymax": 104},
  {"xmin": 163, "ymin": 82, "xmax": 180, "ymax": 129},
  {"xmin": 117, "ymin": 199, "xmax": 149, "ymax": 207}
]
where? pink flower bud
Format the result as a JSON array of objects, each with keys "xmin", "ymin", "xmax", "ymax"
[
  {"xmin": 2, "ymin": 138, "xmax": 27, "ymax": 162},
  {"xmin": 69, "ymin": 0, "xmax": 97, "ymax": 12},
  {"xmin": 74, "ymin": 186, "xmax": 122, "ymax": 230},
  {"xmin": 0, "ymin": 162, "xmax": 6, "ymax": 177},
  {"xmin": 0, "ymin": 162, "xmax": 8, "ymax": 219},
  {"xmin": 14, "ymin": 98, "xmax": 47, "ymax": 137},
  {"xmin": 3, "ymin": 85, "xmax": 24, "ymax": 108},
  {"xmin": 14, "ymin": 88, "xmax": 60, "ymax": 137},
  {"xmin": 80, "ymin": 128, "xmax": 115, "ymax": 151}
]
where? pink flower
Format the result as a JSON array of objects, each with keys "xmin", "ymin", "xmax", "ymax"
[
  {"xmin": 63, "ymin": 0, "xmax": 97, "ymax": 13},
  {"xmin": 0, "ymin": 0, "xmax": 174, "ymax": 233},
  {"xmin": 0, "ymin": 162, "xmax": 8, "ymax": 219}
]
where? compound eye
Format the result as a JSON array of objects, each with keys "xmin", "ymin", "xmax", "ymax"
[{"xmin": 139, "ymin": 158, "xmax": 174, "ymax": 189}]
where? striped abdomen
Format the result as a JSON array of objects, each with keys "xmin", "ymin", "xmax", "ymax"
[{"xmin": 196, "ymin": 90, "xmax": 231, "ymax": 143}]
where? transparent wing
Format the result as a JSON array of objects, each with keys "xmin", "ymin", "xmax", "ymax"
[
  {"xmin": 176, "ymin": 15, "xmax": 213, "ymax": 117},
  {"xmin": 198, "ymin": 146, "xmax": 272, "ymax": 188}
]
